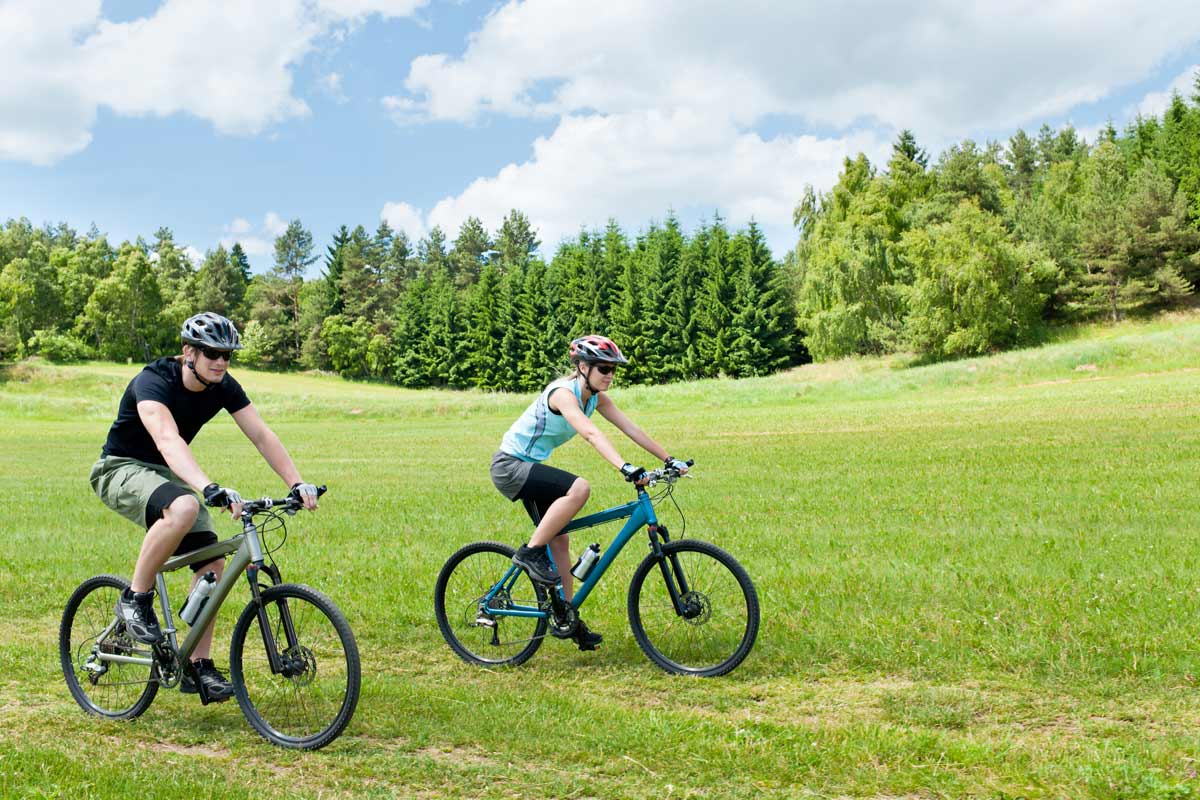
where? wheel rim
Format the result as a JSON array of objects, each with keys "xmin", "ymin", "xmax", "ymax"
[
  {"xmin": 236, "ymin": 593, "xmax": 352, "ymax": 744},
  {"xmin": 442, "ymin": 548, "xmax": 544, "ymax": 664},
  {"xmin": 635, "ymin": 548, "xmax": 753, "ymax": 674},
  {"xmin": 65, "ymin": 581, "xmax": 157, "ymax": 715}
]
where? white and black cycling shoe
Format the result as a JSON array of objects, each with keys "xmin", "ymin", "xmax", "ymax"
[
  {"xmin": 512, "ymin": 544, "xmax": 559, "ymax": 584},
  {"xmin": 115, "ymin": 588, "xmax": 163, "ymax": 644}
]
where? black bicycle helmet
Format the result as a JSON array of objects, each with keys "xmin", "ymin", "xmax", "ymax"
[{"xmin": 181, "ymin": 312, "xmax": 243, "ymax": 350}]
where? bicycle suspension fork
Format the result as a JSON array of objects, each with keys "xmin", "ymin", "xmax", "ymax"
[
  {"xmin": 242, "ymin": 517, "xmax": 297, "ymax": 676},
  {"xmin": 649, "ymin": 524, "xmax": 697, "ymax": 618}
]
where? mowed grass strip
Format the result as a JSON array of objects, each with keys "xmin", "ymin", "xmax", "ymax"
[{"xmin": 3, "ymin": 314, "xmax": 1200, "ymax": 798}]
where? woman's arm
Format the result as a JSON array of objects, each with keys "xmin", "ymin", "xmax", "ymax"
[
  {"xmin": 595, "ymin": 393, "xmax": 671, "ymax": 462},
  {"xmin": 552, "ymin": 390, "xmax": 627, "ymax": 470}
]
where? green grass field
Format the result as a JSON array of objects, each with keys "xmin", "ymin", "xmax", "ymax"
[{"xmin": 3, "ymin": 313, "xmax": 1200, "ymax": 798}]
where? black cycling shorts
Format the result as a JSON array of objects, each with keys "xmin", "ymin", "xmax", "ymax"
[
  {"xmin": 515, "ymin": 462, "xmax": 579, "ymax": 528},
  {"xmin": 146, "ymin": 483, "xmax": 218, "ymax": 572}
]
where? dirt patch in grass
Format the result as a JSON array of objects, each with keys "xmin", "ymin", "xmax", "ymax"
[{"xmin": 415, "ymin": 744, "xmax": 496, "ymax": 766}]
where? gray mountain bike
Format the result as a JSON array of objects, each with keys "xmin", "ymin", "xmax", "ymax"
[{"xmin": 59, "ymin": 486, "xmax": 361, "ymax": 750}]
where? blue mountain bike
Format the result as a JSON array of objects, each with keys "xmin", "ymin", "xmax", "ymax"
[{"xmin": 434, "ymin": 462, "xmax": 759, "ymax": 677}]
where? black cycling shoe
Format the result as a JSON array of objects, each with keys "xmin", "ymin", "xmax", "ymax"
[
  {"xmin": 180, "ymin": 659, "xmax": 234, "ymax": 702},
  {"xmin": 115, "ymin": 588, "xmax": 163, "ymax": 644},
  {"xmin": 512, "ymin": 544, "xmax": 559, "ymax": 584},
  {"xmin": 572, "ymin": 620, "xmax": 603, "ymax": 651}
]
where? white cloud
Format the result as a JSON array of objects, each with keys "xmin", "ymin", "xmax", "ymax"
[
  {"xmin": 228, "ymin": 218, "xmax": 253, "ymax": 235},
  {"xmin": 0, "ymin": 0, "xmax": 99, "ymax": 165},
  {"xmin": 381, "ymin": 201, "xmax": 428, "ymax": 240},
  {"xmin": 221, "ymin": 212, "xmax": 289, "ymax": 259},
  {"xmin": 1133, "ymin": 64, "xmax": 1200, "ymax": 119},
  {"xmin": 381, "ymin": 1, "xmax": 1200, "ymax": 255},
  {"xmin": 395, "ymin": 1, "xmax": 1200, "ymax": 136},
  {"xmin": 316, "ymin": 0, "xmax": 427, "ymax": 20},
  {"xmin": 385, "ymin": 110, "xmax": 888, "ymax": 254},
  {"xmin": 263, "ymin": 212, "xmax": 289, "ymax": 237},
  {"xmin": 0, "ymin": 0, "xmax": 428, "ymax": 165},
  {"xmin": 319, "ymin": 72, "xmax": 349, "ymax": 103},
  {"xmin": 181, "ymin": 246, "xmax": 203, "ymax": 266}
]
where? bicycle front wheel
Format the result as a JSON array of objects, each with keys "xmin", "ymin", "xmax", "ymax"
[
  {"xmin": 434, "ymin": 541, "xmax": 547, "ymax": 667},
  {"xmin": 59, "ymin": 574, "xmax": 159, "ymax": 719},
  {"xmin": 229, "ymin": 583, "xmax": 360, "ymax": 750},
  {"xmin": 628, "ymin": 539, "xmax": 760, "ymax": 677}
]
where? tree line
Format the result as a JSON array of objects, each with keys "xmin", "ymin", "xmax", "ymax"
[
  {"xmin": 793, "ymin": 75, "xmax": 1200, "ymax": 361},
  {"xmin": 0, "ymin": 210, "xmax": 798, "ymax": 389},
  {"xmin": 2, "ymin": 72, "xmax": 1199, "ymax": 384}
]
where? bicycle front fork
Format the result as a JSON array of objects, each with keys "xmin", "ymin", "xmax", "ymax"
[{"xmin": 649, "ymin": 524, "xmax": 699, "ymax": 619}]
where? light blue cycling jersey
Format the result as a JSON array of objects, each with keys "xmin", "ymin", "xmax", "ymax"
[{"xmin": 500, "ymin": 377, "xmax": 598, "ymax": 463}]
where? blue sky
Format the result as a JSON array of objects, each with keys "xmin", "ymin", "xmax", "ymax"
[{"xmin": 1, "ymin": 1, "xmax": 1199, "ymax": 272}]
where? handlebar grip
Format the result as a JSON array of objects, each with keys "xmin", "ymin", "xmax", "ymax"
[{"xmin": 316, "ymin": 485, "xmax": 328, "ymax": 497}]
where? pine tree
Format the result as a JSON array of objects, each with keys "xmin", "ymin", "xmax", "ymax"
[
  {"xmin": 1005, "ymin": 129, "xmax": 1038, "ymax": 198},
  {"xmin": 495, "ymin": 210, "xmax": 540, "ymax": 271},
  {"xmin": 636, "ymin": 213, "xmax": 685, "ymax": 382},
  {"xmin": 695, "ymin": 217, "xmax": 736, "ymax": 376},
  {"xmin": 465, "ymin": 261, "xmax": 508, "ymax": 389},
  {"xmin": 271, "ymin": 219, "xmax": 318, "ymax": 363},
  {"xmin": 728, "ymin": 222, "xmax": 795, "ymax": 376},
  {"xmin": 450, "ymin": 216, "xmax": 492, "ymax": 288},
  {"xmin": 323, "ymin": 225, "xmax": 351, "ymax": 315},
  {"xmin": 230, "ymin": 242, "xmax": 252, "ymax": 285},
  {"xmin": 193, "ymin": 245, "xmax": 245, "ymax": 318}
]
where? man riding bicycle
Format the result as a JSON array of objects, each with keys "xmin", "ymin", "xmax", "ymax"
[{"xmin": 88, "ymin": 312, "xmax": 320, "ymax": 701}]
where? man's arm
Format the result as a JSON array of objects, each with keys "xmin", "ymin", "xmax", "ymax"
[
  {"xmin": 231, "ymin": 404, "xmax": 301, "ymax": 485},
  {"xmin": 231, "ymin": 404, "xmax": 318, "ymax": 510},
  {"xmin": 136, "ymin": 400, "xmax": 213, "ymax": 491}
]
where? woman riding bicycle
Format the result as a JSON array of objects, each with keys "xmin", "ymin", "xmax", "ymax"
[{"xmin": 491, "ymin": 334, "xmax": 689, "ymax": 650}]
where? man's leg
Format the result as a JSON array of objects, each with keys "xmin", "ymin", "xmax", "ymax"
[
  {"xmin": 188, "ymin": 556, "xmax": 225, "ymax": 661},
  {"xmin": 130, "ymin": 494, "xmax": 200, "ymax": 592}
]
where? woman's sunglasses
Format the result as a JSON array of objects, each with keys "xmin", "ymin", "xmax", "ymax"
[
  {"xmin": 591, "ymin": 363, "xmax": 616, "ymax": 375},
  {"xmin": 199, "ymin": 346, "xmax": 233, "ymax": 362}
]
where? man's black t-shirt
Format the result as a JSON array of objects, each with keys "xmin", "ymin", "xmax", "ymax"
[{"xmin": 101, "ymin": 357, "xmax": 252, "ymax": 466}]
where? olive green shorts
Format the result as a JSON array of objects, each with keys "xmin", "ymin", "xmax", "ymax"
[{"xmin": 89, "ymin": 455, "xmax": 215, "ymax": 533}]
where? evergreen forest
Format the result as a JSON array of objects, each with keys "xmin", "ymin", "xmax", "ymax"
[{"xmin": 2, "ymin": 73, "xmax": 1199, "ymax": 389}]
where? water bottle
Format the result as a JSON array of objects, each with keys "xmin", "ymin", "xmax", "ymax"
[
  {"xmin": 179, "ymin": 571, "xmax": 217, "ymax": 625},
  {"xmin": 571, "ymin": 543, "xmax": 601, "ymax": 580}
]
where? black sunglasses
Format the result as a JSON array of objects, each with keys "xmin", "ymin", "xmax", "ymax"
[
  {"xmin": 199, "ymin": 346, "xmax": 233, "ymax": 362},
  {"xmin": 592, "ymin": 363, "xmax": 617, "ymax": 375}
]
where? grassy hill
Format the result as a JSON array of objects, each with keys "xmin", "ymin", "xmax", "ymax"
[{"xmin": 3, "ymin": 313, "xmax": 1200, "ymax": 798}]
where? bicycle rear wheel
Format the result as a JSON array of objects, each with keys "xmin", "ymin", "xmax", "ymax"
[
  {"xmin": 434, "ymin": 541, "xmax": 547, "ymax": 667},
  {"xmin": 628, "ymin": 539, "xmax": 760, "ymax": 677},
  {"xmin": 59, "ymin": 574, "xmax": 159, "ymax": 719},
  {"xmin": 229, "ymin": 583, "xmax": 360, "ymax": 750}
]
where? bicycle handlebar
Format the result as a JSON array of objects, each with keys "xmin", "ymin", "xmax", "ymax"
[
  {"xmin": 642, "ymin": 459, "xmax": 694, "ymax": 488},
  {"xmin": 239, "ymin": 485, "xmax": 328, "ymax": 518}
]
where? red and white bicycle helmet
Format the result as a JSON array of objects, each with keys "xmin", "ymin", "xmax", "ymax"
[{"xmin": 569, "ymin": 334, "xmax": 628, "ymax": 365}]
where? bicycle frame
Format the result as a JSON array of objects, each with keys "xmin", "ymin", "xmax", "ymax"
[
  {"xmin": 483, "ymin": 488, "xmax": 664, "ymax": 619},
  {"xmin": 91, "ymin": 513, "xmax": 291, "ymax": 679}
]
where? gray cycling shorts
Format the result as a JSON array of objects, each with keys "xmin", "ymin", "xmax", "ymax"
[
  {"xmin": 490, "ymin": 450, "xmax": 533, "ymax": 501},
  {"xmin": 90, "ymin": 455, "xmax": 215, "ymax": 533}
]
